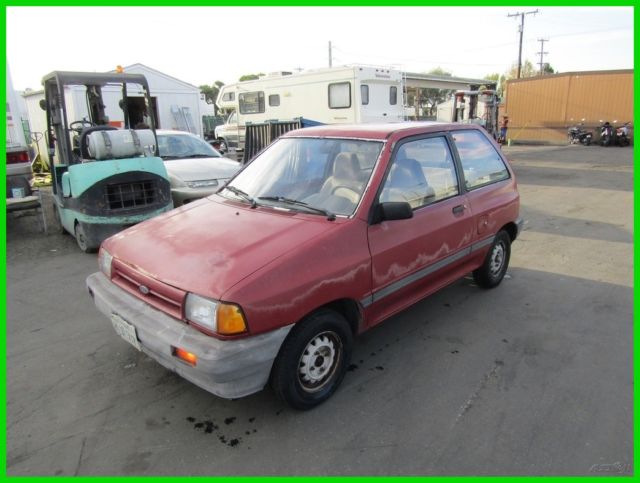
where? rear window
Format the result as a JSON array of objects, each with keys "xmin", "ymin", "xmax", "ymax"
[
  {"xmin": 390, "ymin": 86, "xmax": 398, "ymax": 105},
  {"xmin": 361, "ymin": 84, "xmax": 369, "ymax": 105},
  {"xmin": 452, "ymin": 130, "xmax": 509, "ymax": 190}
]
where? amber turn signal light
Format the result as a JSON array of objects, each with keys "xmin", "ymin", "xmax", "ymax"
[
  {"xmin": 173, "ymin": 347, "xmax": 197, "ymax": 366},
  {"xmin": 217, "ymin": 303, "xmax": 248, "ymax": 335}
]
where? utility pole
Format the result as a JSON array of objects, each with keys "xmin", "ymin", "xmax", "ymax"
[
  {"xmin": 508, "ymin": 9, "xmax": 539, "ymax": 79},
  {"xmin": 537, "ymin": 38, "xmax": 549, "ymax": 75},
  {"xmin": 328, "ymin": 41, "xmax": 333, "ymax": 68}
]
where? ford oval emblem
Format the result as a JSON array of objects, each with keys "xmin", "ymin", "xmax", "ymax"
[{"xmin": 139, "ymin": 285, "xmax": 150, "ymax": 295}]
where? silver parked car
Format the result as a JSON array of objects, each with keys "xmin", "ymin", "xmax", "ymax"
[{"xmin": 157, "ymin": 130, "xmax": 241, "ymax": 206}]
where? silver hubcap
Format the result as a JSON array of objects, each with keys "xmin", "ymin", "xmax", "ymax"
[
  {"xmin": 489, "ymin": 242, "xmax": 505, "ymax": 276},
  {"xmin": 298, "ymin": 331, "xmax": 341, "ymax": 392}
]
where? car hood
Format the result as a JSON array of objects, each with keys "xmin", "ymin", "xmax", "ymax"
[
  {"xmin": 164, "ymin": 156, "xmax": 240, "ymax": 182},
  {"xmin": 104, "ymin": 196, "xmax": 338, "ymax": 299}
]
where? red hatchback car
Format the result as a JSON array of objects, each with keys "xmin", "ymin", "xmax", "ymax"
[{"xmin": 87, "ymin": 122, "xmax": 522, "ymax": 409}]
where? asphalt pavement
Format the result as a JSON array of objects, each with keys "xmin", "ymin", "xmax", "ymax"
[{"xmin": 6, "ymin": 144, "xmax": 633, "ymax": 475}]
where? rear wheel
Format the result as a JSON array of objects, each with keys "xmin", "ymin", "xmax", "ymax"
[
  {"xmin": 473, "ymin": 230, "xmax": 511, "ymax": 289},
  {"xmin": 271, "ymin": 309, "xmax": 352, "ymax": 410},
  {"xmin": 75, "ymin": 222, "xmax": 97, "ymax": 253}
]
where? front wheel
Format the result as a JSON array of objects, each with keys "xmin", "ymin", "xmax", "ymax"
[
  {"xmin": 473, "ymin": 230, "xmax": 511, "ymax": 289},
  {"xmin": 217, "ymin": 138, "xmax": 228, "ymax": 153},
  {"xmin": 270, "ymin": 309, "xmax": 353, "ymax": 410},
  {"xmin": 75, "ymin": 222, "xmax": 97, "ymax": 253},
  {"xmin": 52, "ymin": 203, "xmax": 67, "ymax": 234}
]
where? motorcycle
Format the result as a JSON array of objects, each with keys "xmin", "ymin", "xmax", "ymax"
[
  {"xmin": 614, "ymin": 122, "xmax": 631, "ymax": 147},
  {"xmin": 599, "ymin": 121, "xmax": 614, "ymax": 146},
  {"xmin": 568, "ymin": 123, "xmax": 593, "ymax": 145}
]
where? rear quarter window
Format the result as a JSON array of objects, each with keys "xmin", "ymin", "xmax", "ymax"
[{"xmin": 452, "ymin": 130, "xmax": 509, "ymax": 190}]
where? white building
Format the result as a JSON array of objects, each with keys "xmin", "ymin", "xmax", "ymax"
[{"xmin": 22, "ymin": 63, "xmax": 206, "ymax": 164}]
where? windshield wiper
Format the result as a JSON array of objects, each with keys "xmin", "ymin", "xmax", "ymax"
[
  {"xmin": 224, "ymin": 185, "xmax": 257, "ymax": 208},
  {"xmin": 258, "ymin": 196, "xmax": 336, "ymax": 221}
]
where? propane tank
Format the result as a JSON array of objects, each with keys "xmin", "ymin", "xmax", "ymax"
[{"xmin": 87, "ymin": 129, "xmax": 156, "ymax": 160}]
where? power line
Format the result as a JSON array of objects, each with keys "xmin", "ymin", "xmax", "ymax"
[
  {"xmin": 537, "ymin": 38, "xmax": 549, "ymax": 75},
  {"xmin": 507, "ymin": 9, "xmax": 539, "ymax": 78}
]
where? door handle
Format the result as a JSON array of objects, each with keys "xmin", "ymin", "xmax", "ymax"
[{"xmin": 452, "ymin": 204, "xmax": 466, "ymax": 215}]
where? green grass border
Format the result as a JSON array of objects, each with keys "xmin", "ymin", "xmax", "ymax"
[{"xmin": 2, "ymin": 1, "xmax": 636, "ymax": 480}]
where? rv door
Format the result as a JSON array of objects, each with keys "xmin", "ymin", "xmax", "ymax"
[{"xmin": 359, "ymin": 81, "xmax": 403, "ymax": 123}]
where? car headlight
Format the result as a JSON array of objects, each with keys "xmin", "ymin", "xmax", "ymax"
[
  {"xmin": 98, "ymin": 247, "xmax": 113, "ymax": 278},
  {"xmin": 184, "ymin": 293, "xmax": 247, "ymax": 336},
  {"xmin": 185, "ymin": 179, "xmax": 219, "ymax": 188}
]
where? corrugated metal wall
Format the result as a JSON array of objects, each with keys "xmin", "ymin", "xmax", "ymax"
[{"xmin": 504, "ymin": 70, "xmax": 633, "ymax": 144}]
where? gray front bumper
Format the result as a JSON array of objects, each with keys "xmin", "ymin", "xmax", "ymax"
[{"xmin": 86, "ymin": 272, "xmax": 292, "ymax": 399}]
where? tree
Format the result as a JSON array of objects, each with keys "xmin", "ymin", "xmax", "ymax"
[
  {"xmin": 199, "ymin": 80, "xmax": 225, "ymax": 115},
  {"xmin": 543, "ymin": 63, "xmax": 555, "ymax": 75},
  {"xmin": 420, "ymin": 67, "xmax": 455, "ymax": 117},
  {"xmin": 493, "ymin": 60, "xmax": 537, "ymax": 98},
  {"xmin": 239, "ymin": 73, "xmax": 265, "ymax": 81},
  {"xmin": 505, "ymin": 59, "xmax": 536, "ymax": 80}
]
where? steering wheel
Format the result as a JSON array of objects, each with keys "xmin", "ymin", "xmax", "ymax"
[
  {"xmin": 69, "ymin": 119, "xmax": 95, "ymax": 134},
  {"xmin": 331, "ymin": 185, "xmax": 360, "ymax": 201}
]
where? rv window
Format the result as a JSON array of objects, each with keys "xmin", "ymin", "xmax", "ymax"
[
  {"xmin": 329, "ymin": 82, "xmax": 351, "ymax": 109},
  {"xmin": 239, "ymin": 91, "xmax": 265, "ymax": 114},
  {"xmin": 361, "ymin": 85, "xmax": 369, "ymax": 105},
  {"xmin": 269, "ymin": 94, "xmax": 280, "ymax": 107},
  {"xmin": 222, "ymin": 92, "xmax": 235, "ymax": 102},
  {"xmin": 390, "ymin": 86, "xmax": 398, "ymax": 105}
]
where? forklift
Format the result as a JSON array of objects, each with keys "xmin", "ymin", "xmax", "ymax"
[
  {"xmin": 40, "ymin": 71, "xmax": 173, "ymax": 252},
  {"xmin": 452, "ymin": 89, "xmax": 500, "ymax": 140}
]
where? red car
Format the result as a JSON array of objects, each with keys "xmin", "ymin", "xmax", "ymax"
[{"xmin": 87, "ymin": 122, "xmax": 522, "ymax": 410}]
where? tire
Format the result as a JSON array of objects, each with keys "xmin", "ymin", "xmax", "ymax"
[
  {"xmin": 473, "ymin": 230, "xmax": 511, "ymax": 289},
  {"xmin": 270, "ymin": 309, "xmax": 353, "ymax": 410},
  {"xmin": 52, "ymin": 203, "xmax": 67, "ymax": 234},
  {"xmin": 75, "ymin": 222, "xmax": 97, "ymax": 253},
  {"xmin": 218, "ymin": 138, "xmax": 228, "ymax": 153}
]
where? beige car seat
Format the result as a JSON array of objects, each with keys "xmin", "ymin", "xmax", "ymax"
[{"xmin": 318, "ymin": 152, "xmax": 363, "ymax": 204}]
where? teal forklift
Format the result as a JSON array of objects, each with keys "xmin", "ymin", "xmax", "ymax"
[{"xmin": 41, "ymin": 71, "xmax": 173, "ymax": 252}]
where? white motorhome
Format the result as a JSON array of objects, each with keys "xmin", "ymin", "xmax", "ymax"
[{"xmin": 214, "ymin": 65, "xmax": 405, "ymax": 151}]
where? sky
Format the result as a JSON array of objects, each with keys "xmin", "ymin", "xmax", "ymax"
[{"xmin": 6, "ymin": 6, "xmax": 634, "ymax": 91}]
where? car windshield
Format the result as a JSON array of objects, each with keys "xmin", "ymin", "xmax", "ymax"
[
  {"xmin": 157, "ymin": 133, "xmax": 221, "ymax": 159},
  {"xmin": 221, "ymin": 137, "xmax": 383, "ymax": 216}
]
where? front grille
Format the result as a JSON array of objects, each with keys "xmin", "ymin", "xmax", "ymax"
[
  {"xmin": 111, "ymin": 259, "xmax": 186, "ymax": 320},
  {"xmin": 105, "ymin": 180, "xmax": 158, "ymax": 211}
]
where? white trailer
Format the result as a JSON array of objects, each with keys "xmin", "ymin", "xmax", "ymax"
[{"xmin": 214, "ymin": 65, "xmax": 405, "ymax": 151}]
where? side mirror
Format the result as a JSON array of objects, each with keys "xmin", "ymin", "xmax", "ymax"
[
  {"xmin": 374, "ymin": 202, "xmax": 413, "ymax": 223},
  {"xmin": 39, "ymin": 99, "xmax": 46, "ymax": 111}
]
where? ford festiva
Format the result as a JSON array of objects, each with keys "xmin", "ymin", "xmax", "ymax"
[{"xmin": 87, "ymin": 122, "xmax": 522, "ymax": 410}]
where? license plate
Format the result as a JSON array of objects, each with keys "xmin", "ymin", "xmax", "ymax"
[{"xmin": 110, "ymin": 313, "xmax": 141, "ymax": 351}]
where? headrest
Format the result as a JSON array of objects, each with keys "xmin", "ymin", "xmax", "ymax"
[{"xmin": 333, "ymin": 152, "xmax": 360, "ymax": 180}]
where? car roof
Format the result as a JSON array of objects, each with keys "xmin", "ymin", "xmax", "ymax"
[{"xmin": 280, "ymin": 122, "xmax": 480, "ymax": 140}]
